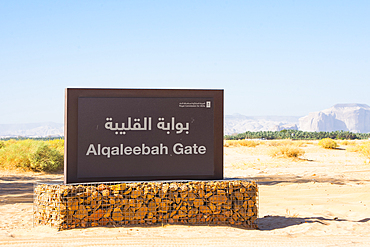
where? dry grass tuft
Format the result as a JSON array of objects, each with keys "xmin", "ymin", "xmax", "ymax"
[
  {"xmin": 269, "ymin": 145, "xmax": 305, "ymax": 159},
  {"xmin": 262, "ymin": 140, "xmax": 306, "ymax": 147},
  {"xmin": 361, "ymin": 142, "xmax": 370, "ymax": 159},
  {"xmin": 341, "ymin": 140, "xmax": 349, "ymax": 146},
  {"xmin": 265, "ymin": 140, "xmax": 292, "ymax": 146},
  {"xmin": 224, "ymin": 140, "xmax": 259, "ymax": 147},
  {"xmin": 346, "ymin": 141, "xmax": 370, "ymax": 159},
  {"xmin": 346, "ymin": 145, "xmax": 362, "ymax": 152},
  {"xmin": 340, "ymin": 140, "xmax": 357, "ymax": 146},
  {"xmin": 318, "ymin": 138, "xmax": 338, "ymax": 149}
]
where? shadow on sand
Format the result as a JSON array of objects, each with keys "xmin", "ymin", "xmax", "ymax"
[
  {"xmin": 0, "ymin": 174, "xmax": 63, "ymax": 204},
  {"xmin": 258, "ymin": 215, "xmax": 369, "ymax": 230},
  {"xmin": 227, "ymin": 174, "xmax": 370, "ymax": 186}
]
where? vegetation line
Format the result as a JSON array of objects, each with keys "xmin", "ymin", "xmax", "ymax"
[
  {"xmin": 225, "ymin": 130, "xmax": 370, "ymax": 140},
  {"xmin": 0, "ymin": 139, "xmax": 64, "ymax": 172}
]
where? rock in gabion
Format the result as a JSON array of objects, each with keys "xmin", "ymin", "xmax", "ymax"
[{"xmin": 34, "ymin": 180, "xmax": 258, "ymax": 230}]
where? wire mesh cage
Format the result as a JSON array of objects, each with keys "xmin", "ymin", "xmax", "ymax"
[{"xmin": 34, "ymin": 179, "xmax": 258, "ymax": 230}]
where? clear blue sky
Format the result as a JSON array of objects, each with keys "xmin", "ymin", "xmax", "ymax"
[{"xmin": 1, "ymin": 1, "xmax": 369, "ymax": 124}]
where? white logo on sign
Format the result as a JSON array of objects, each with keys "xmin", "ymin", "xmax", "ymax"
[{"xmin": 206, "ymin": 101, "xmax": 211, "ymax": 108}]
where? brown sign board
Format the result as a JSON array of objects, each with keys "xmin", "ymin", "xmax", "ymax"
[{"xmin": 64, "ymin": 88, "xmax": 223, "ymax": 184}]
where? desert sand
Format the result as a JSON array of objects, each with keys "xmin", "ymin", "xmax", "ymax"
[{"xmin": 1, "ymin": 141, "xmax": 370, "ymax": 246}]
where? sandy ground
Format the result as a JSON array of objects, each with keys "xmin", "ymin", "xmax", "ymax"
[{"xmin": 1, "ymin": 141, "xmax": 370, "ymax": 246}]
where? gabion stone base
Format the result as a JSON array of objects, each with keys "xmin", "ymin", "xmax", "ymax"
[{"xmin": 34, "ymin": 180, "xmax": 258, "ymax": 230}]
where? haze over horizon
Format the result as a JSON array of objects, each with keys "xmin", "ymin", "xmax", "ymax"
[{"xmin": 1, "ymin": 1, "xmax": 369, "ymax": 124}]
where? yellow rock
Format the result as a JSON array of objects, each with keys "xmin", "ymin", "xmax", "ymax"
[
  {"xmin": 208, "ymin": 203, "xmax": 216, "ymax": 212},
  {"xmin": 180, "ymin": 184, "xmax": 188, "ymax": 191},
  {"xmin": 102, "ymin": 189, "xmax": 110, "ymax": 197},
  {"xmin": 103, "ymin": 208, "xmax": 112, "ymax": 218},
  {"xmin": 147, "ymin": 212, "xmax": 153, "ymax": 219},
  {"xmin": 234, "ymin": 191, "xmax": 243, "ymax": 201},
  {"xmin": 74, "ymin": 205, "xmax": 88, "ymax": 219},
  {"xmin": 188, "ymin": 192, "xmax": 196, "ymax": 201},
  {"xmin": 90, "ymin": 199, "xmax": 102, "ymax": 210},
  {"xmin": 134, "ymin": 206, "xmax": 148, "ymax": 220},
  {"xmin": 170, "ymin": 209, "xmax": 177, "ymax": 218},
  {"xmin": 238, "ymin": 209, "xmax": 247, "ymax": 219},
  {"xmin": 198, "ymin": 190, "xmax": 205, "ymax": 198},
  {"xmin": 217, "ymin": 189, "xmax": 226, "ymax": 195},
  {"xmin": 224, "ymin": 210, "xmax": 232, "ymax": 218},
  {"xmin": 173, "ymin": 197, "xmax": 180, "ymax": 204},
  {"xmin": 193, "ymin": 198, "xmax": 203, "ymax": 207},
  {"xmin": 162, "ymin": 184, "xmax": 169, "ymax": 194},
  {"xmin": 68, "ymin": 199, "xmax": 78, "ymax": 211},
  {"xmin": 168, "ymin": 190, "xmax": 178, "ymax": 200},
  {"xmin": 199, "ymin": 205, "xmax": 212, "ymax": 214},
  {"xmin": 128, "ymin": 199, "xmax": 136, "ymax": 207},
  {"xmin": 209, "ymin": 195, "xmax": 227, "ymax": 205},
  {"xmin": 247, "ymin": 208, "xmax": 254, "ymax": 217},
  {"xmin": 204, "ymin": 192, "xmax": 213, "ymax": 198},
  {"xmin": 180, "ymin": 191, "xmax": 188, "ymax": 198},
  {"xmin": 169, "ymin": 183, "xmax": 178, "ymax": 191},
  {"xmin": 135, "ymin": 198, "xmax": 144, "ymax": 208},
  {"xmin": 146, "ymin": 193, "xmax": 154, "ymax": 200},
  {"xmin": 148, "ymin": 200, "xmax": 156, "ymax": 210},
  {"xmin": 178, "ymin": 210, "xmax": 187, "ymax": 218},
  {"xmin": 88, "ymin": 208, "xmax": 104, "ymax": 221},
  {"xmin": 232, "ymin": 212, "xmax": 239, "ymax": 222},
  {"xmin": 122, "ymin": 208, "xmax": 135, "ymax": 221},
  {"xmin": 159, "ymin": 200, "xmax": 171, "ymax": 212},
  {"xmin": 131, "ymin": 189, "xmax": 142, "ymax": 199},
  {"xmin": 233, "ymin": 203, "xmax": 243, "ymax": 211},
  {"xmin": 123, "ymin": 187, "xmax": 132, "ymax": 195},
  {"xmin": 117, "ymin": 183, "xmax": 126, "ymax": 191},
  {"xmin": 188, "ymin": 208, "xmax": 198, "ymax": 217},
  {"xmin": 112, "ymin": 208, "xmax": 124, "ymax": 221}
]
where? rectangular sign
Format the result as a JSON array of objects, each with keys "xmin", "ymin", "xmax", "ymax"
[{"xmin": 65, "ymin": 89, "xmax": 223, "ymax": 183}]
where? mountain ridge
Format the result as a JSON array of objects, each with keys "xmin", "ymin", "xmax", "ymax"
[
  {"xmin": 1, "ymin": 103, "xmax": 369, "ymax": 137},
  {"xmin": 0, "ymin": 122, "xmax": 63, "ymax": 138},
  {"xmin": 299, "ymin": 103, "xmax": 370, "ymax": 133}
]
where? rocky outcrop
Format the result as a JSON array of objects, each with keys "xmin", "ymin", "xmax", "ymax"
[
  {"xmin": 224, "ymin": 114, "xmax": 299, "ymax": 135},
  {"xmin": 299, "ymin": 104, "xmax": 370, "ymax": 133},
  {"xmin": 0, "ymin": 122, "xmax": 63, "ymax": 138}
]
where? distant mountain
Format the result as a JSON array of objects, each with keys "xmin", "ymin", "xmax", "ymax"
[
  {"xmin": 224, "ymin": 114, "xmax": 300, "ymax": 135},
  {"xmin": 0, "ymin": 122, "xmax": 63, "ymax": 138},
  {"xmin": 2, "ymin": 117, "xmax": 299, "ymax": 138},
  {"xmin": 3, "ymin": 104, "xmax": 369, "ymax": 138},
  {"xmin": 299, "ymin": 104, "xmax": 370, "ymax": 133}
]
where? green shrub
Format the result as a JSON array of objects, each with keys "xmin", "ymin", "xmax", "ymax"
[
  {"xmin": 318, "ymin": 138, "xmax": 338, "ymax": 149},
  {"xmin": 47, "ymin": 139, "xmax": 64, "ymax": 155},
  {"xmin": 29, "ymin": 143, "xmax": 63, "ymax": 172},
  {"xmin": 0, "ymin": 140, "xmax": 35, "ymax": 171},
  {"xmin": 0, "ymin": 139, "xmax": 63, "ymax": 172},
  {"xmin": 269, "ymin": 145, "xmax": 305, "ymax": 159}
]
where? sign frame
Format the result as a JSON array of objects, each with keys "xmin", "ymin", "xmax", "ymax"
[{"xmin": 64, "ymin": 88, "xmax": 223, "ymax": 184}]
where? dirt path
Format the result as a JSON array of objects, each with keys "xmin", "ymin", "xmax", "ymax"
[{"xmin": 1, "ymin": 143, "xmax": 370, "ymax": 246}]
